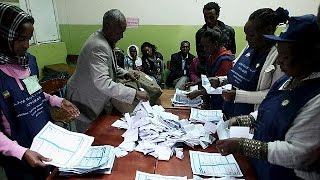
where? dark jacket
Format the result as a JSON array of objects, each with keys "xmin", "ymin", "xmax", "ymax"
[
  {"xmin": 196, "ymin": 21, "xmax": 236, "ymax": 55},
  {"xmin": 166, "ymin": 51, "xmax": 195, "ymax": 87}
]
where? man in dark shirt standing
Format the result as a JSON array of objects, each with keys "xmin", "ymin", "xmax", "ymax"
[
  {"xmin": 196, "ymin": 2, "xmax": 236, "ymax": 55},
  {"xmin": 166, "ymin": 41, "xmax": 195, "ymax": 89}
]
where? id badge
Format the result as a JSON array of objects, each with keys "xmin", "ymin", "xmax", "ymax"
[{"xmin": 22, "ymin": 75, "xmax": 42, "ymax": 95}]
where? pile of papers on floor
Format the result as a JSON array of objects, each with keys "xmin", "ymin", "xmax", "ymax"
[
  {"xmin": 111, "ymin": 101, "xmax": 216, "ymax": 160},
  {"xmin": 171, "ymin": 87, "xmax": 203, "ymax": 108},
  {"xmin": 30, "ymin": 122, "xmax": 115, "ymax": 175}
]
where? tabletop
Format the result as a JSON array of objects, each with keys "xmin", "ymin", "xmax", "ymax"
[{"xmin": 47, "ymin": 108, "xmax": 256, "ymax": 180}]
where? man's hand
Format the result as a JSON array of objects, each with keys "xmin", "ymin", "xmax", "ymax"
[
  {"xmin": 61, "ymin": 99, "xmax": 80, "ymax": 119},
  {"xmin": 222, "ymin": 90, "xmax": 236, "ymax": 101},
  {"xmin": 23, "ymin": 149, "xmax": 51, "ymax": 168},
  {"xmin": 126, "ymin": 72, "xmax": 140, "ymax": 81},
  {"xmin": 136, "ymin": 90, "xmax": 149, "ymax": 101},
  {"xmin": 216, "ymin": 138, "xmax": 242, "ymax": 156}
]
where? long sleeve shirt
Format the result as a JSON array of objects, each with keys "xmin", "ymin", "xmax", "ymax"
[{"xmin": 0, "ymin": 64, "xmax": 63, "ymax": 160}]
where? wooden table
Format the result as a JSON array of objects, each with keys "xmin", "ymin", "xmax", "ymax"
[
  {"xmin": 158, "ymin": 89, "xmax": 191, "ymax": 110},
  {"xmin": 47, "ymin": 109, "xmax": 256, "ymax": 180}
]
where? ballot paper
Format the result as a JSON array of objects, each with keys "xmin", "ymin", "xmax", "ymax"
[
  {"xmin": 113, "ymin": 101, "xmax": 215, "ymax": 160},
  {"xmin": 172, "ymin": 89, "xmax": 203, "ymax": 108},
  {"xmin": 216, "ymin": 119, "xmax": 230, "ymax": 140},
  {"xmin": 191, "ymin": 175, "xmax": 245, "ymax": 180},
  {"xmin": 229, "ymin": 127, "xmax": 250, "ymax": 139},
  {"xmin": 190, "ymin": 108, "xmax": 223, "ymax": 123},
  {"xmin": 135, "ymin": 171, "xmax": 187, "ymax": 180},
  {"xmin": 59, "ymin": 145, "xmax": 115, "ymax": 175},
  {"xmin": 30, "ymin": 122, "xmax": 94, "ymax": 168},
  {"xmin": 201, "ymin": 75, "xmax": 232, "ymax": 94},
  {"xmin": 216, "ymin": 119, "xmax": 253, "ymax": 140},
  {"xmin": 189, "ymin": 151, "xmax": 243, "ymax": 177}
]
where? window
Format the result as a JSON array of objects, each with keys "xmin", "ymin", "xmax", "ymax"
[{"xmin": 19, "ymin": 0, "xmax": 60, "ymax": 44}]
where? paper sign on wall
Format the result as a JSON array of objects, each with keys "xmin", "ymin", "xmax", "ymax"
[{"xmin": 126, "ymin": 17, "xmax": 139, "ymax": 28}]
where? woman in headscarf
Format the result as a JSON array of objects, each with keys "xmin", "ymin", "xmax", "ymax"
[
  {"xmin": 124, "ymin": 44, "xmax": 143, "ymax": 71},
  {"xmin": 0, "ymin": 3, "xmax": 79, "ymax": 179}
]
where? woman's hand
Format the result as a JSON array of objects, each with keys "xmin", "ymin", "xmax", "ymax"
[
  {"xmin": 222, "ymin": 90, "xmax": 236, "ymax": 101},
  {"xmin": 227, "ymin": 117, "xmax": 238, "ymax": 128},
  {"xmin": 216, "ymin": 138, "xmax": 242, "ymax": 156},
  {"xmin": 61, "ymin": 99, "xmax": 80, "ymax": 119},
  {"xmin": 187, "ymin": 90, "xmax": 201, "ymax": 99},
  {"xmin": 23, "ymin": 149, "xmax": 51, "ymax": 168},
  {"xmin": 185, "ymin": 81, "xmax": 198, "ymax": 89},
  {"xmin": 209, "ymin": 77, "xmax": 220, "ymax": 88}
]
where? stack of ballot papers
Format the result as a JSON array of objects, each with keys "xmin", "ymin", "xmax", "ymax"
[
  {"xmin": 111, "ymin": 101, "xmax": 216, "ymax": 160},
  {"xmin": 30, "ymin": 122, "xmax": 116, "ymax": 175},
  {"xmin": 171, "ymin": 88, "xmax": 203, "ymax": 107},
  {"xmin": 189, "ymin": 108, "xmax": 223, "ymax": 123}
]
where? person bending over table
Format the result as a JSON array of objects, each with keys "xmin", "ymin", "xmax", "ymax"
[{"xmin": 66, "ymin": 9, "xmax": 149, "ymax": 132}]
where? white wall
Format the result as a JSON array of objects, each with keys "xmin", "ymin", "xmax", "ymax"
[{"xmin": 55, "ymin": 0, "xmax": 319, "ymax": 26}]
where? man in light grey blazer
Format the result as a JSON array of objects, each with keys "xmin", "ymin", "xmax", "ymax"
[{"xmin": 66, "ymin": 9, "xmax": 149, "ymax": 132}]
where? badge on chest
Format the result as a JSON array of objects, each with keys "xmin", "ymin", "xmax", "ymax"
[{"xmin": 22, "ymin": 75, "xmax": 42, "ymax": 95}]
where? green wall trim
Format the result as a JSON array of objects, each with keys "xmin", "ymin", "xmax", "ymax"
[
  {"xmin": 60, "ymin": 24, "xmax": 248, "ymax": 61},
  {"xmin": 28, "ymin": 42, "xmax": 67, "ymax": 76}
]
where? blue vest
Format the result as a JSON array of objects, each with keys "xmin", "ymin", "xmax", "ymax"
[
  {"xmin": 0, "ymin": 53, "xmax": 50, "ymax": 148},
  {"xmin": 207, "ymin": 54, "xmax": 234, "ymax": 110},
  {"xmin": 251, "ymin": 75, "xmax": 320, "ymax": 180},
  {"xmin": 223, "ymin": 48, "xmax": 269, "ymax": 117}
]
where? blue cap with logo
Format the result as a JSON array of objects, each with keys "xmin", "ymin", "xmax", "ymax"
[{"xmin": 264, "ymin": 14, "xmax": 320, "ymax": 42}]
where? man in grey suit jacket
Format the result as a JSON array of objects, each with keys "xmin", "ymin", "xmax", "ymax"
[{"xmin": 66, "ymin": 9, "xmax": 149, "ymax": 132}]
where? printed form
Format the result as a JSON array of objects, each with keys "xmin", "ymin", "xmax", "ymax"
[
  {"xmin": 190, "ymin": 108, "xmax": 223, "ymax": 123},
  {"xmin": 30, "ymin": 122, "xmax": 94, "ymax": 168},
  {"xmin": 189, "ymin": 151, "xmax": 243, "ymax": 177},
  {"xmin": 135, "ymin": 171, "xmax": 187, "ymax": 180}
]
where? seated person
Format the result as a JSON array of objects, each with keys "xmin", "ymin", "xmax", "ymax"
[
  {"xmin": 124, "ymin": 44, "xmax": 143, "ymax": 71},
  {"xmin": 114, "ymin": 47, "xmax": 125, "ymax": 68},
  {"xmin": 166, "ymin": 41, "xmax": 195, "ymax": 90},
  {"xmin": 66, "ymin": 9, "xmax": 148, "ymax": 132},
  {"xmin": 189, "ymin": 52, "xmax": 207, "ymax": 83},
  {"xmin": 141, "ymin": 42, "xmax": 164, "ymax": 85},
  {"xmin": 216, "ymin": 14, "xmax": 320, "ymax": 180}
]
